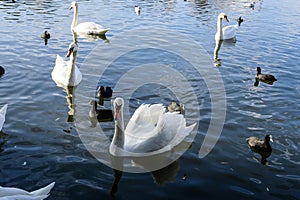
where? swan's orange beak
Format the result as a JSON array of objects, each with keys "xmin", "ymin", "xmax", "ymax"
[
  {"xmin": 114, "ymin": 109, "xmax": 119, "ymax": 120},
  {"xmin": 66, "ymin": 50, "xmax": 72, "ymax": 57},
  {"xmin": 66, "ymin": 47, "xmax": 74, "ymax": 57}
]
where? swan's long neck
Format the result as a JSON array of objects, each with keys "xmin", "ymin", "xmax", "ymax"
[
  {"xmin": 112, "ymin": 109, "xmax": 125, "ymax": 150},
  {"xmin": 71, "ymin": 4, "xmax": 78, "ymax": 30},
  {"xmin": 214, "ymin": 39, "xmax": 222, "ymax": 60},
  {"xmin": 66, "ymin": 51, "xmax": 77, "ymax": 86},
  {"xmin": 217, "ymin": 17, "xmax": 223, "ymax": 40}
]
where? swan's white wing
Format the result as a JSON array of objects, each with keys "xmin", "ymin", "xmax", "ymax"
[
  {"xmin": 0, "ymin": 182, "xmax": 54, "ymax": 199},
  {"xmin": 163, "ymin": 112, "xmax": 196, "ymax": 148},
  {"xmin": 124, "ymin": 105, "xmax": 195, "ymax": 154},
  {"xmin": 0, "ymin": 187, "xmax": 29, "ymax": 197},
  {"xmin": 0, "ymin": 104, "xmax": 8, "ymax": 131},
  {"xmin": 52, "ymin": 55, "xmax": 81, "ymax": 87},
  {"xmin": 0, "ymin": 195, "xmax": 49, "ymax": 200},
  {"xmin": 126, "ymin": 104, "xmax": 165, "ymax": 135},
  {"xmin": 51, "ymin": 55, "xmax": 68, "ymax": 86},
  {"xmin": 74, "ymin": 22, "xmax": 110, "ymax": 35},
  {"xmin": 222, "ymin": 25, "xmax": 238, "ymax": 40},
  {"xmin": 124, "ymin": 103, "xmax": 166, "ymax": 152},
  {"xmin": 72, "ymin": 65, "xmax": 82, "ymax": 86},
  {"xmin": 29, "ymin": 182, "xmax": 55, "ymax": 196}
]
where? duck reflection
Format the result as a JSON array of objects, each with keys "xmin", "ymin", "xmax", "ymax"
[{"xmin": 89, "ymin": 100, "xmax": 113, "ymax": 127}]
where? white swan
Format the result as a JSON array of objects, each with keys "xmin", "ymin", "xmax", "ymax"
[
  {"xmin": 109, "ymin": 97, "xmax": 196, "ymax": 157},
  {"xmin": 245, "ymin": 1, "xmax": 255, "ymax": 8},
  {"xmin": 0, "ymin": 182, "xmax": 55, "ymax": 200},
  {"xmin": 51, "ymin": 42, "xmax": 82, "ymax": 87},
  {"xmin": 69, "ymin": 1, "xmax": 110, "ymax": 35},
  {"xmin": 215, "ymin": 13, "xmax": 240, "ymax": 41},
  {"xmin": 134, "ymin": 5, "xmax": 140, "ymax": 16},
  {"xmin": 0, "ymin": 104, "xmax": 8, "ymax": 131}
]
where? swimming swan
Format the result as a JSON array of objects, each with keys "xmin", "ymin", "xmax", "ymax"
[
  {"xmin": 51, "ymin": 42, "xmax": 82, "ymax": 87},
  {"xmin": 215, "ymin": 13, "xmax": 242, "ymax": 40},
  {"xmin": 109, "ymin": 97, "xmax": 196, "ymax": 157},
  {"xmin": 69, "ymin": 1, "xmax": 110, "ymax": 35},
  {"xmin": 0, "ymin": 182, "xmax": 55, "ymax": 200}
]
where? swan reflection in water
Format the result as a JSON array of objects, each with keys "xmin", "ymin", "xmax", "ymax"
[
  {"xmin": 109, "ymin": 159, "xmax": 180, "ymax": 197},
  {"xmin": 0, "ymin": 131, "xmax": 8, "ymax": 153},
  {"xmin": 213, "ymin": 39, "xmax": 223, "ymax": 67},
  {"xmin": 65, "ymin": 86, "xmax": 76, "ymax": 122},
  {"xmin": 214, "ymin": 38, "xmax": 239, "ymax": 67}
]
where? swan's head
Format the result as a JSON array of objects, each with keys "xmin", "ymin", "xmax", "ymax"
[
  {"xmin": 113, "ymin": 97, "xmax": 124, "ymax": 120},
  {"xmin": 66, "ymin": 42, "xmax": 78, "ymax": 57},
  {"xmin": 218, "ymin": 13, "xmax": 229, "ymax": 22},
  {"xmin": 69, "ymin": 1, "xmax": 77, "ymax": 10}
]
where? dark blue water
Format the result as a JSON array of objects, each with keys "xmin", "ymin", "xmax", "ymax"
[{"xmin": 0, "ymin": 0, "xmax": 300, "ymax": 199}]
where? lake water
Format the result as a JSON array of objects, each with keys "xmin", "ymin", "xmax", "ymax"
[{"xmin": 0, "ymin": 0, "xmax": 300, "ymax": 199}]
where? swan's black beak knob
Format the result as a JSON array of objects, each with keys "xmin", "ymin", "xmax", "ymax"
[
  {"xmin": 66, "ymin": 47, "xmax": 74, "ymax": 57},
  {"xmin": 224, "ymin": 15, "xmax": 229, "ymax": 22}
]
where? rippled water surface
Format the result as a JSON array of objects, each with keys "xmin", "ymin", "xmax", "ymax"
[{"xmin": 0, "ymin": 0, "xmax": 300, "ymax": 199}]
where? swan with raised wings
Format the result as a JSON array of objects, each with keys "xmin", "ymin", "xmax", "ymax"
[
  {"xmin": 215, "ymin": 13, "xmax": 242, "ymax": 41},
  {"xmin": 51, "ymin": 42, "xmax": 82, "ymax": 87},
  {"xmin": 69, "ymin": 1, "xmax": 110, "ymax": 35},
  {"xmin": 0, "ymin": 182, "xmax": 55, "ymax": 200},
  {"xmin": 109, "ymin": 97, "xmax": 196, "ymax": 157}
]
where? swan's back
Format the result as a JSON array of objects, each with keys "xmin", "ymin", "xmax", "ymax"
[
  {"xmin": 222, "ymin": 25, "xmax": 238, "ymax": 40},
  {"xmin": 124, "ymin": 103, "xmax": 195, "ymax": 154},
  {"xmin": 51, "ymin": 55, "xmax": 82, "ymax": 87},
  {"xmin": 74, "ymin": 22, "xmax": 110, "ymax": 35}
]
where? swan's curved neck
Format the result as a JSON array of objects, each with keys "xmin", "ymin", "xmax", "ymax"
[
  {"xmin": 112, "ymin": 109, "xmax": 124, "ymax": 149},
  {"xmin": 71, "ymin": 4, "xmax": 78, "ymax": 30},
  {"xmin": 217, "ymin": 17, "xmax": 223, "ymax": 39},
  {"xmin": 66, "ymin": 51, "xmax": 77, "ymax": 86}
]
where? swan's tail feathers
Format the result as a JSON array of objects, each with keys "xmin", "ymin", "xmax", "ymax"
[
  {"xmin": 88, "ymin": 28, "xmax": 110, "ymax": 35},
  {"xmin": 99, "ymin": 28, "xmax": 110, "ymax": 34},
  {"xmin": 0, "ymin": 104, "xmax": 8, "ymax": 116},
  {"xmin": 129, "ymin": 103, "xmax": 164, "ymax": 125},
  {"xmin": 184, "ymin": 122, "xmax": 197, "ymax": 138},
  {"xmin": 29, "ymin": 182, "xmax": 55, "ymax": 196},
  {"xmin": 0, "ymin": 104, "xmax": 8, "ymax": 131}
]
